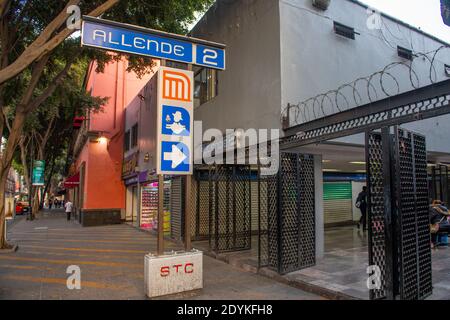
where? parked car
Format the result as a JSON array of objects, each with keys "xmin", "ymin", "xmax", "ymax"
[{"xmin": 15, "ymin": 201, "xmax": 29, "ymax": 215}]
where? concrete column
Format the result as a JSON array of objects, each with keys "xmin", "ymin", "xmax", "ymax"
[{"xmin": 314, "ymin": 154, "xmax": 324, "ymax": 259}]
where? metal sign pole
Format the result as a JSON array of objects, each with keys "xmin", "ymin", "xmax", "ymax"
[
  {"xmin": 156, "ymin": 58, "xmax": 167, "ymax": 256},
  {"xmin": 184, "ymin": 63, "xmax": 193, "ymax": 252},
  {"xmin": 184, "ymin": 175, "xmax": 192, "ymax": 251},
  {"xmin": 157, "ymin": 174, "xmax": 164, "ymax": 255}
]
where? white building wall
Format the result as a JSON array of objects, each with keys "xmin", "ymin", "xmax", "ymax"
[
  {"xmin": 279, "ymin": 0, "xmax": 450, "ymax": 152},
  {"xmin": 190, "ymin": 0, "xmax": 282, "ymax": 132}
]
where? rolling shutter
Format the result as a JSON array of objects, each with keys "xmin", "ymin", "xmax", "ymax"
[
  {"xmin": 323, "ymin": 182, "xmax": 353, "ymax": 226},
  {"xmin": 170, "ymin": 177, "xmax": 183, "ymax": 241}
]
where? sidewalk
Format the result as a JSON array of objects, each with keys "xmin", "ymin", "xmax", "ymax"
[{"xmin": 0, "ymin": 209, "xmax": 324, "ymax": 300}]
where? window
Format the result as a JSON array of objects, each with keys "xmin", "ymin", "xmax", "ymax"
[
  {"xmin": 445, "ymin": 64, "xmax": 450, "ymax": 77},
  {"xmin": 194, "ymin": 68, "xmax": 218, "ymax": 108},
  {"xmin": 397, "ymin": 46, "xmax": 413, "ymax": 60},
  {"xmin": 124, "ymin": 130, "xmax": 130, "ymax": 152},
  {"xmin": 333, "ymin": 21, "xmax": 359, "ymax": 40},
  {"xmin": 131, "ymin": 123, "xmax": 138, "ymax": 148}
]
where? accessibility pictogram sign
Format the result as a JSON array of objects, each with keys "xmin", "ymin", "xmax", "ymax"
[{"xmin": 157, "ymin": 67, "xmax": 193, "ymax": 175}]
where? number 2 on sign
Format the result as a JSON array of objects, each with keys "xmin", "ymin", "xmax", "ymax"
[{"xmin": 202, "ymin": 48, "xmax": 218, "ymax": 66}]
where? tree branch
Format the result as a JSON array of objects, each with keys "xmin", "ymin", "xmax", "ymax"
[
  {"xmin": 0, "ymin": 0, "xmax": 120, "ymax": 85},
  {"xmin": 25, "ymin": 58, "xmax": 74, "ymax": 113},
  {"xmin": 17, "ymin": 54, "xmax": 51, "ymax": 111},
  {"xmin": 0, "ymin": 0, "xmax": 10, "ymax": 20},
  {"xmin": 1, "ymin": 107, "xmax": 10, "ymax": 133}
]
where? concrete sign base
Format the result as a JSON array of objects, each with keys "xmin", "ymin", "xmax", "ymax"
[{"xmin": 144, "ymin": 249, "xmax": 203, "ymax": 298}]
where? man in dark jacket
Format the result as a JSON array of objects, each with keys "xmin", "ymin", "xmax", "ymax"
[
  {"xmin": 356, "ymin": 186, "xmax": 368, "ymax": 231},
  {"xmin": 430, "ymin": 203, "xmax": 450, "ymax": 244}
]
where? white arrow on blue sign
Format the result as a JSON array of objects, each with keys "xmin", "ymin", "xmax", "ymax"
[
  {"xmin": 156, "ymin": 67, "xmax": 194, "ymax": 175},
  {"xmin": 81, "ymin": 16, "xmax": 226, "ymax": 70}
]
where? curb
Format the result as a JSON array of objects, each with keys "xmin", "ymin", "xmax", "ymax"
[
  {"xmin": 0, "ymin": 244, "xmax": 18, "ymax": 254},
  {"xmin": 202, "ymin": 250, "xmax": 360, "ymax": 300}
]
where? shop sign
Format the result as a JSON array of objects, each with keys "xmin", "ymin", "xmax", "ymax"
[
  {"xmin": 144, "ymin": 250, "xmax": 203, "ymax": 298},
  {"xmin": 156, "ymin": 67, "xmax": 193, "ymax": 175},
  {"xmin": 81, "ymin": 17, "xmax": 225, "ymax": 70},
  {"xmin": 32, "ymin": 160, "xmax": 45, "ymax": 186},
  {"xmin": 124, "ymin": 176, "xmax": 139, "ymax": 186},
  {"xmin": 122, "ymin": 152, "xmax": 139, "ymax": 178}
]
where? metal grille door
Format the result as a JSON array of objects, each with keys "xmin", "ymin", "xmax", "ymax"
[
  {"xmin": 395, "ymin": 129, "xmax": 432, "ymax": 300},
  {"xmin": 366, "ymin": 132, "xmax": 390, "ymax": 300},
  {"xmin": 366, "ymin": 127, "xmax": 432, "ymax": 300},
  {"xmin": 267, "ymin": 152, "xmax": 316, "ymax": 274}
]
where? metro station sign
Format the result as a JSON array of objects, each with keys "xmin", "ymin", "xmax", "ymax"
[
  {"xmin": 156, "ymin": 67, "xmax": 194, "ymax": 175},
  {"xmin": 81, "ymin": 16, "xmax": 226, "ymax": 70}
]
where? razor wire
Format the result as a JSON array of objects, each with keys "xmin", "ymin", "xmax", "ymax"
[{"xmin": 282, "ymin": 45, "xmax": 450, "ymax": 127}]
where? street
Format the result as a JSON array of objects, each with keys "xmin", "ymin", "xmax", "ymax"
[{"xmin": 0, "ymin": 210, "xmax": 323, "ymax": 300}]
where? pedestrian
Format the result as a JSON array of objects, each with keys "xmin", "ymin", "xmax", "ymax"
[
  {"xmin": 49, "ymin": 198, "xmax": 53, "ymax": 210},
  {"xmin": 55, "ymin": 199, "xmax": 59, "ymax": 208},
  {"xmin": 355, "ymin": 186, "xmax": 368, "ymax": 231},
  {"xmin": 64, "ymin": 200, "xmax": 73, "ymax": 221}
]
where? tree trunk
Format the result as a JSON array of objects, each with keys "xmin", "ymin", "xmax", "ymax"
[
  {"xmin": 0, "ymin": 111, "xmax": 26, "ymax": 248},
  {"xmin": 0, "ymin": 162, "xmax": 11, "ymax": 249}
]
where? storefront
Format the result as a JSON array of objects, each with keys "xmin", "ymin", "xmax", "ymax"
[
  {"xmin": 122, "ymin": 152, "xmax": 139, "ymax": 225},
  {"xmin": 138, "ymin": 170, "xmax": 171, "ymax": 235}
]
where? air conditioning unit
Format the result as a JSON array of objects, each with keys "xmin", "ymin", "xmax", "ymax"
[{"xmin": 312, "ymin": 0, "xmax": 331, "ymax": 10}]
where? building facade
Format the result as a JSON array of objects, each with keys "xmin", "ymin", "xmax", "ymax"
[
  {"xmin": 189, "ymin": 0, "xmax": 450, "ymax": 258},
  {"xmin": 69, "ymin": 57, "xmax": 151, "ymax": 226}
]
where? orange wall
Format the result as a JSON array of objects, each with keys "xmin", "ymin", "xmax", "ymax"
[{"xmin": 78, "ymin": 57, "xmax": 152, "ymax": 210}]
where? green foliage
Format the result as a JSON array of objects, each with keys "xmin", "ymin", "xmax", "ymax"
[{"xmin": 3, "ymin": 0, "xmax": 213, "ymax": 185}]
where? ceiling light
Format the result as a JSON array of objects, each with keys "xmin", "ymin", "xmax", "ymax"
[
  {"xmin": 350, "ymin": 161, "xmax": 366, "ymax": 165},
  {"xmin": 322, "ymin": 160, "xmax": 331, "ymax": 163},
  {"xmin": 323, "ymin": 169, "xmax": 341, "ymax": 172},
  {"xmin": 355, "ymin": 170, "xmax": 366, "ymax": 173}
]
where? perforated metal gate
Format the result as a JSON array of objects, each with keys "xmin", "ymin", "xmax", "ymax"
[
  {"xmin": 395, "ymin": 129, "xmax": 432, "ymax": 300},
  {"xmin": 366, "ymin": 127, "xmax": 432, "ymax": 300},
  {"xmin": 259, "ymin": 152, "xmax": 316, "ymax": 274}
]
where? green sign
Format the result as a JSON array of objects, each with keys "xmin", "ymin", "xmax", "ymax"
[{"xmin": 32, "ymin": 160, "xmax": 45, "ymax": 186}]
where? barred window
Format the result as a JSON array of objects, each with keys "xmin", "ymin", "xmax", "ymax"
[{"xmin": 194, "ymin": 68, "xmax": 218, "ymax": 108}]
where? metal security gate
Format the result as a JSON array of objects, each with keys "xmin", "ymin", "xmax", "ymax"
[
  {"xmin": 259, "ymin": 152, "xmax": 316, "ymax": 274},
  {"xmin": 170, "ymin": 177, "xmax": 184, "ymax": 241},
  {"xmin": 366, "ymin": 127, "xmax": 432, "ymax": 300},
  {"xmin": 192, "ymin": 165, "xmax": 252, "ymax": 253}
]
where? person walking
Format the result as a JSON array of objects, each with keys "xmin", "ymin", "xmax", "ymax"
[
  {"xmin": 64, "ymin": 200, "xmax": 73, "ymax": 221},
  {"xmin": 356, "ymin": 186, "xmax": 368, "ymax": 231},
  {"xmin": 48, "ymin": 198, "xmax": 53, "ymax": 210}
]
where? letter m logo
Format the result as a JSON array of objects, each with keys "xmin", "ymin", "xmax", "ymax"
[{"xmin": 162, "ymin": 70, "xmax": 192, "ymax": 102}]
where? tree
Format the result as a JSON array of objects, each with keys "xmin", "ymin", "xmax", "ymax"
[{"xmin": 0, "ymin": 0, "xmax": 213, "ymax": 249}]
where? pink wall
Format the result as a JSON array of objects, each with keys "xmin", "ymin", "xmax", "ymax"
[{"xmin": 78, "ymin": 57, "xmax": 152, "ymax": 210}]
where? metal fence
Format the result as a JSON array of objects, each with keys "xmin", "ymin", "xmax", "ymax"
[
  {"xmin": 190, "ymin": 152, "xmax": 316, "ymax": 275},
  {"xmin": 191, "ymin": 165, "xmax": 252, "ymax": 253}
]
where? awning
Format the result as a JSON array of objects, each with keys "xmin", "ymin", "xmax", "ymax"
[{"xmin": 64, "ymin": 172, "xmax": 80, "ymax": 189}]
